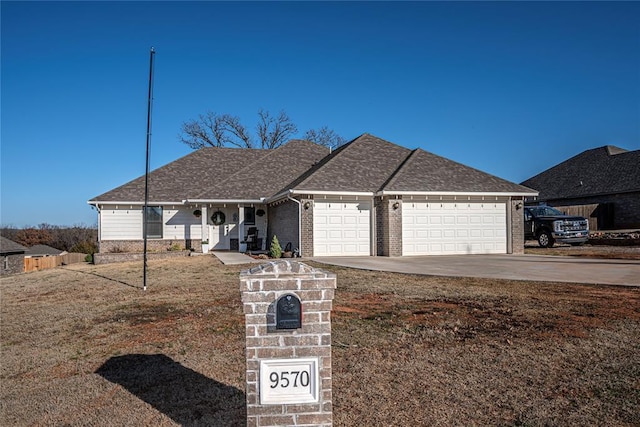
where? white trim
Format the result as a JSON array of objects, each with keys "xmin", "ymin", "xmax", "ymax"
[
  {"xmin": 184, "ymin": 198, "xmax": 265, "ymax": 204},
  {"xmin": 89, "ymin": 201, "xmax": 182, "ymax": 206},
  {"xmin": 291, "ymin": 190, "xmax": 374, "ymax": 197},
  {"xmin": 377, "ymin": 190, "xmax": 538, "ymax": 197}
]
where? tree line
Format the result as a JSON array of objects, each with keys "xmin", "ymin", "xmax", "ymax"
[{"xmin": 1, "ymin": 224, "xmax": 97, "ymax": 254}]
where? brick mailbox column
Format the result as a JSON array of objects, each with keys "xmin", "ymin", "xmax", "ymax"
[{"xmin": 240, "ymin": 260, "xmax": 336, "ymax": 427}]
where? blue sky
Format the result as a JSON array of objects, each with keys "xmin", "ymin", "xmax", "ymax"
[{"xmin": 2, "ymin": 1, "xmax": 639, "ymax": 227}]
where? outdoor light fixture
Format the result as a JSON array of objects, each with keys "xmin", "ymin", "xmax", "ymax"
[
  {"xmin": 392, "ymin": 202, "xmax": 400, "ymax": 210},
  {"xmin": 303, "ymin": 201, "xmax": 311, "ymax": 210},
  {"xmin": 516, "ymin": 202, "xmax": 523, "ymax": 210}
]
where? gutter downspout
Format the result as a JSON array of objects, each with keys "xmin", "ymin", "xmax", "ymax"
[{"xmin": 287, "ymin": 192, "xmax": 303, "ymax": 257}]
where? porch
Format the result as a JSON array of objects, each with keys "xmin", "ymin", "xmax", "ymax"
[{"xmin": 193, "ymin": 204, "xmax": 267, "ymax": 253}]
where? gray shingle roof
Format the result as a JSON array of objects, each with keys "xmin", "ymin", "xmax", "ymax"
[
  {"xmin": 384, "ymin": 148, "xmax": 536, "ymax": 194},
  {"xmin": 90, "ymin": 147, "xmax": 265, "ymax": 202},
  {"xmin": 289, "ymin": 134, "xmax": 411, "ymax": 193},
  {"xmin": 195, "ymin": 140, "xmax": 329, "ymax": 200},
  {"xmin": 91, "ymin": 133, "xmax": 533, "ymax": 204},
  {"xmin": 25, "ymin": 244, "xmax": 65, "ymax": 256},
  {"xmin": 521, "ymin": 146, "xmax": 640, "ymax": 201},
  {"xmin": 0, "ymin": 236, "xmax": 28, "ymax": 254}
]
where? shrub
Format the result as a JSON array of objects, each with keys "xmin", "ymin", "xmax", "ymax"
[
  {"xmin": 269, "ymin": 235, "xmax": 282, "ymax": 259},
  {"xmin": 70, "ymin": 240, "xmax": 98, "ymax": 255}
]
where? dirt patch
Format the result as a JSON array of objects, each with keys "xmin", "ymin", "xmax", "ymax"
[{"xmin": 2, "ymin": 256, "xmax": 639, "ymax": 426}]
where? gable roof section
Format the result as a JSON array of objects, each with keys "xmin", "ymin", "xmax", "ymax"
[
  {"xmin": 91, "ymin": 133, "xmax": 535, "ymax": 205},
  {"xmin": 25, "ymin": 244, "xmax": 65, "ymax": 256},
  {"xmin": 287, "ymin": 134, "xmax": 411, "ymax": 193},
  {"xmin": 0, "ymin": 236, "xmax": 28, "ymax": 254},
  {"xmin": 191, "ymin": 140, "xmax": 329, "ymax": 201},
  {"xmin": 521, "ymin": 146, "xmax": 640, "ymax": 200},
  {"xmin": 90, "ymin": 147, "xmax": 266, "ymax": 203},
  {"xmin": 383, "ymin": 148, "xmax": 536, "ymax": 195}
]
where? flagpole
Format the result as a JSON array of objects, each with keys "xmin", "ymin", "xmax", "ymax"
[{"xmin": 143, "ymin": 47, "xmax": 155, "ymax": 291}]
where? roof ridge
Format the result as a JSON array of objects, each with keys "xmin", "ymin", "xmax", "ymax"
[
  {"xmin": 379, "ymin": 148, "xmax": 419, "ymax": 191},
  {"xmin": 190, "ymin": 140, "xmax": 325, "ymax": 200},
  {"xmin": 280, "ymin": 134, "xmax": 363, "ymax": 190}
]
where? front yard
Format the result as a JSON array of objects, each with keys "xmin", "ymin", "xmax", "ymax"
[{"xmin": 1, "ymin": 255, "xmax": 638, "ymax": 425}]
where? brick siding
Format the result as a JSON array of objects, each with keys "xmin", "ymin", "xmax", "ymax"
[
  {"xmin": 375, "ymin": 197, "xmax": 402, "ymax": 256},
  {"xmin": 267, "ymin": 200, "xmax": 300, "ymax": 254},
  {"xmin": 510, "ymin": 198, "xmax": 524, "ymax": 254}
]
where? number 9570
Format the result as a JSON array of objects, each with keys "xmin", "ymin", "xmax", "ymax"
[{"xmin": 269, "ymin": 370, "xmax": 310, "ymax": 389}]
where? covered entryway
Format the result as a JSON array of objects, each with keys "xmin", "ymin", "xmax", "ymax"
[
  {"xmin": 313, "ymin": 199, "xmax": 371, "ymax": 256},
  {"xmin": 402, "ymin": 200, "xmax": 507, "ymax": 255}
]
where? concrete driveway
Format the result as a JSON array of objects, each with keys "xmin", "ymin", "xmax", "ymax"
[{"xmin": 311, "ymin": 254, "xmax": 640, "ymax": 286}]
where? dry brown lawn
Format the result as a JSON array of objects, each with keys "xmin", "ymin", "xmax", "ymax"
[{"xmin": 1, "ymin": 254, "xmax": 639, "ymax": 426}]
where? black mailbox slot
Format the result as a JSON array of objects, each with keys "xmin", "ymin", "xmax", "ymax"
[{"xmin": 276, "ymin": 294, "xmax": 302, "ymax": 330}]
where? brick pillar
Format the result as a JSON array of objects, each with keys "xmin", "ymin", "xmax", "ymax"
[
  {"xmin": 300, "ymin": 198, "xmax": 314, "ymax": 257},
  {"xmin": 240, "ymin": 260, "xmax": 336, "ymax": 427},
  {"xmin": 510, "ymin": 198, "xmax": 525, "ymax": 254},
  {"xmin": 376, "ymin": 196, "xmax": 403, "ymax": 256}
]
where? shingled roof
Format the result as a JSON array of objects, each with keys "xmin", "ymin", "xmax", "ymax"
[
  {"xmin": 90, "ymin": 147, "xmax": 266, "ymax": 203},
  {"xmin": 521, "ymin": 146, "xmax": 640, "ymax": 201},
  {"xmin": 286, "ymin": 134, "xmax": 411, "ymax": 193},
  {"xmin": 0, "ymin": 236, "xmax": 28, "ymax": 255},
  {"xmin": 383, "ymin": 148, "xmax": 535, "ymax": 194},
  {"xmin": 192, "ymin": 140, "xmax": 329, "ymax": 201},
  {"xmin": 91, "ymin": 133, "xmax": 533, "ymax": 205}
]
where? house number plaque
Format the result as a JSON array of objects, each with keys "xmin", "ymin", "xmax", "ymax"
[{"xmin": 259, "ymin": 358, "xmax": 319, "ymax": 404}]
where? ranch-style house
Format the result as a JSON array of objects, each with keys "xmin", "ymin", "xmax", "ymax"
[{"xmin": 89, "ymin": 134, "xmax": 537, "ymax": 257}]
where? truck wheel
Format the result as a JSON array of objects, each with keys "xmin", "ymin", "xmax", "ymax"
[{"xmin": 537, "ymin": 230, "xmax": 554, "ymax": 248}]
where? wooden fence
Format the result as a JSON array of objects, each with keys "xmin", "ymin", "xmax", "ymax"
[
  {"xmin": 552, "ymin": 203, "xmax": 614, "ymax": 231},
  {"xmin": 24, "ymin": 253, "xmax": 87, "ymax": 273},
  {"xmin": 24, "ymin": 256, "xmax": 62, "ymax": 272}
]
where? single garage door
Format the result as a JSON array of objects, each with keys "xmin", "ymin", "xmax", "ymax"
[
  {"xmin": 314, "ymin": 200, "xmax": 371, "ymax": 256},
  {"xmin": 403, "ymin": 201, "xmax": 507, "ymax": 255}
]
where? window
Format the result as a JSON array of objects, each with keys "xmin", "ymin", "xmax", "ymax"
[
  {"xmin": 244, "ymin": 207, "xmax": 256, "ymax": 225},
  {"xmin": 144, "ymin": 206, "xmax": 163, "ymax": 239}
]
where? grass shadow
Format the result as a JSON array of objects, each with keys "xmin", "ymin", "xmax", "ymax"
[
  {"xmin": 95, "ymin": 354, "xmax": 246, "ymax": 426},
  {"xmin": 63, "ymin": 266, "xmax": 141, "ymax": 289}
]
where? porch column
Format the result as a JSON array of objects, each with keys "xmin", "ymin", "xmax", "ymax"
[
  {"xmin": 201, "ymin": 206, "xmax": 208, "ymax": 244},
  {"xmin": 238, "ymin": 204, "xmax": 245, "ymax": 252}
]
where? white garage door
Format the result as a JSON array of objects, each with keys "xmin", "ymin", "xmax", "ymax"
[
  {"xmin": 403, "ymin": 201, "xmax": 507, "ymax": 255},
  {"xmin": 314, "ymin": 200, "xmax": 371, "ymax": 256}
]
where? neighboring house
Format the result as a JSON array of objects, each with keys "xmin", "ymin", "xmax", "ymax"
[
  {"xmin": 1, "ymin": 236, "xmax": 27, "ymax": 276},
  {"xmin": 521, "ymin": 146, "xmax": 640, "ymax": 230},
  {"xmin": 89, "ymin": 134, "xmax": 536, "ymax": 257},
  {"xmin": 25, "ymin": 244, "xmax": 66, "ymax": 258}
]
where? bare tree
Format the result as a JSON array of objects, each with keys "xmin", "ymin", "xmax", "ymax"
[
  {"xmin": 180, "ymin": 112, "xmax": 251, "ymax": 149},
  {"xmin": 256, "ymin": 109, "xmax": 298, "ymax": 149},
  {"xmin": 179, "ymin": 109, "xmax": 344, "ymax": 150},
  {"xmin": 303, "ymin": 126, "xmax": 346, "ymax": 149}
]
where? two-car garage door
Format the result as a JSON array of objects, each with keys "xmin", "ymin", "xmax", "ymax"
[
  {"xmin": 314, "ymin": 200, "xmax": 371, "ymax": 256},
  {"xmin": 312, "ymin": 198, "xmax": 507, "ymax": 256},
  {"xmin": 402, "ymin": 201, "xmax": 507, "ymax": 255}
]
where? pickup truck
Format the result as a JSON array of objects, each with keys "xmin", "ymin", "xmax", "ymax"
[{"xmin": 524, "ymin": 206, "xmax": 589, "ymax": 248}]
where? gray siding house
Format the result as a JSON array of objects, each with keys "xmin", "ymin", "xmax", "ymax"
[{"xmin": 89, "ymin": 134, "xmax": 536, "ymax": 257}]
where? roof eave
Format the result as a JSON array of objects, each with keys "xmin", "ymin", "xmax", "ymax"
[
  {"xmin": 184, "ymin": 198, "xmax": 266, "ymax": 205},
  {"xmin": 377, "ymin": 190, "xmax": 539, "ymax": 197}
]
